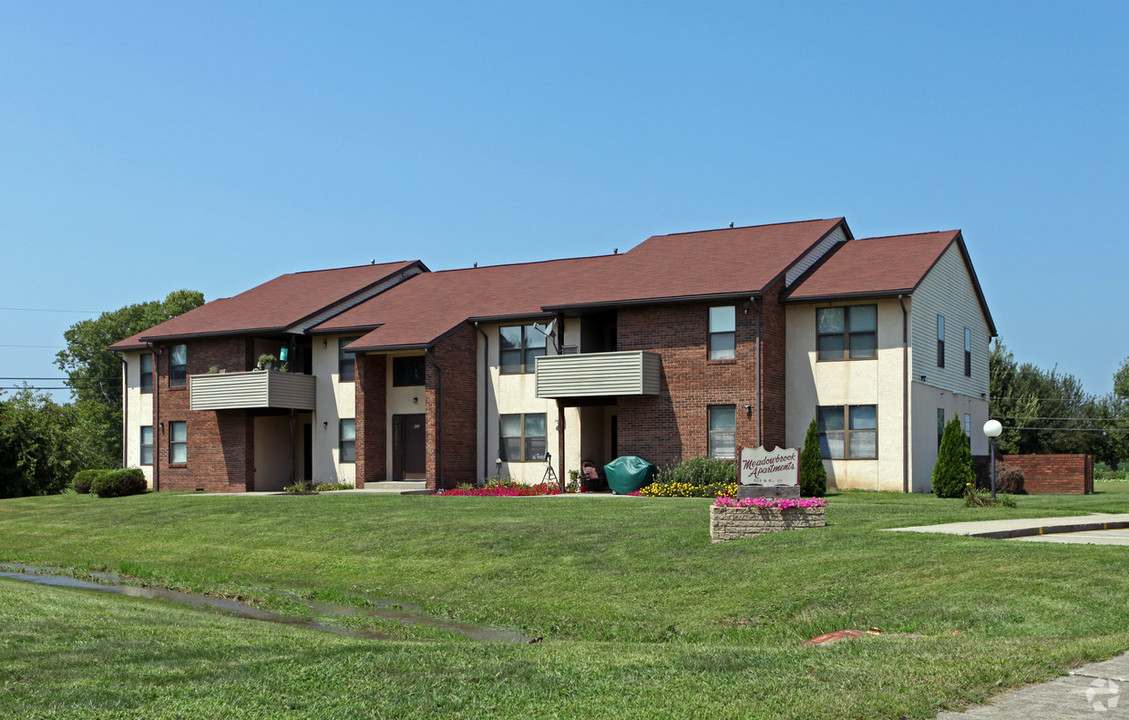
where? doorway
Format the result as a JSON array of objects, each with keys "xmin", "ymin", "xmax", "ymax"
[{"xmin": 392, "ymin": 414, "xmax": 426, "ymax": 480}]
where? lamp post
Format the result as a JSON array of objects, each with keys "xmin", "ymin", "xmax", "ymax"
[{"xmin": 983, "ymin": 419, "xmax": 1003, "ymax": 498}]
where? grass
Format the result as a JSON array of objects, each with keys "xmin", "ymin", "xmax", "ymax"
[{"xmin": 2, "ymin": 486, "xmax": 1129, "ymax": 718}]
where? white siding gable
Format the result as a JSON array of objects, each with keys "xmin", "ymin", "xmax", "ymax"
[{"xmin": 786, "ymin": 225, "xmax": 847, "ymax": 287}]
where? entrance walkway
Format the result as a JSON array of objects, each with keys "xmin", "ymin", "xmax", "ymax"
[{"xmin": 886, "ymin": 513, "xmax": 1129, "ymax": 545}]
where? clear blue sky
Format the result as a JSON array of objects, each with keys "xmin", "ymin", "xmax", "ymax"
[{"xmin": 2, "ymin": 1, "xmax": 1125, "ymax": 400}]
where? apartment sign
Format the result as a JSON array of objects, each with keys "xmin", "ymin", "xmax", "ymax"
[{"xmin": 739, "ymin": 446, "xmax": 800, "ymax": 487}]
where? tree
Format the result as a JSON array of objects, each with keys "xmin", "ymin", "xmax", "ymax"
[
  {"xmin": 54, "ymin": 290, "xmax": 204, "ymax": 466},
  {"xmin": 990, "ymin": 340, "xmax": 1091, "ymax": 456},
  {"xmin": 799, "ymin": 418, "xmax": 827, "ymax": 497},
  {"xmin": 932, "ymin": 417, "xmax": 974, "ymax": 498},
  {"xmin": 0, "ymin": 387, "xmax": 99, "ymax": 497}
]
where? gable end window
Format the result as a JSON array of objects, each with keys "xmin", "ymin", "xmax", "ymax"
[
  {"xmin": 339, "ymin": 337, "xmax": 359, "ymax": 382},
  {"xmin": 964, "ymin": 328, "xmax": 972, "ymax": 377},
  {"xmin": 817, "ymin": 405, "xmax": 877, "ymax": 460},
  {"xmin": 393, "ymin": 356, "xmax": 426, "ymax": 386},
  {"xmin": 708, "ymin": 306, "xmax": 736, "ymax": 361},
  {"xmin": 708, "ymin": 405, "xmax": 736, "ymax": 459},
  {"xmin": 936, "ymin": 315, "xmax": 945, "ymax": 368},
  {"xmin": 817, "ymin": 305, "xmax": 877, "ymax": 361},
  {"xmin": 500, "ymin": 413, "xmax": 547, "ymax": 462},
  {"xmin": 169, "ymin": 421, "xmax": 187, "ymax": 464},
  {"xmin": 170, "ymin": 345, "xmax": 187, "ymax": 388},
  {"xmin": 140, "ymin": 353, "xmax": 153, "ymax": 394},
  {"xmin": 500, "ymin": 325, "xmax": 547, "ymax": 375}
]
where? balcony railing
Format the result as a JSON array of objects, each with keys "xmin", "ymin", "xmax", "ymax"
[
  {"xmin": 535, "ymin": 351, "xmax": 661, "ymax": 398},
  {"xmin": 189, "ymin": 370, "xmax": 316, "ymax": 411}
]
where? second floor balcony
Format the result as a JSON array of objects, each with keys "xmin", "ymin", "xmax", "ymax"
[
  {"xmin": 189, "ymin": 370, "xmax": 317, "ymax": 411},
  {"xmin": 535, "ymin": 351, "xmax": 662, "ymax": 399}
]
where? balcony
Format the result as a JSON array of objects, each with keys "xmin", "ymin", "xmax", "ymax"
[
  {"xmin": 189, "ymin": 370, "xmax": 316, "ymax": 411},
  {"xmin": 535, "ymin": 351, "xmax": 662, "ymax": 398}
]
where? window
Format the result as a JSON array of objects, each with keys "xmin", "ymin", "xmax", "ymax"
[
  {"xmin": 817, "ymin": 405, "xmax": 877, "ymax": 459},
  {"xmin": 708, "ymin": 306, "xmax": 736, "ymax": 361},
  {"xmin": 169, "ymin": 421, "xmax": 187, "ymax": 464},
  {"xmin": 936, "ymin": 315, "xmax": 945, "ymax": 368},
  {"xmin": 500, "ymin": 413, "xmax": 547, "ymax": 462},
  {"xmin": 964, "ymin": 413, "xmax": 972, "ymax": 448},
  {"xmin": 964, "ymin": 327, "xmax": 972, "ymax": 377},
  {"xmin": 170, "ymin": 344, "xmax": 187, "ymax": 387},
  {"xmin": 393, "ymin": 356, "xmax": 426, "ymax": 386},
  {"xmin": 140, "ymin": 426, "xmax": 153, "ymax": 466},
  {"xmin": 817, "ymin": 305, "xmax": 877, "ymax": 361},
  {"xmin": 708, "ymin": 405, "xmax": 737, "ymax": 459},
  {"xmin": 339, "ymin": 419, "xmax": 356, "ymax": 463},
  {"xmin": 499, "ymin": 326, "xmax": 547, "ymax": 374},
  {"xmin": 937, "ymin": 408, "xmax": 945, "ymax": 449},
  {"xmin": 140, "ymin": 353, "xmax": 153, "ymax": 394},
  {"xmin": 338, "ymin": 337, "xmax": 359, "ymax": 382}
]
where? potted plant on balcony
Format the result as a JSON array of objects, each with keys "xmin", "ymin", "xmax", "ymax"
[{"xmin": 257, "ymin": 353, "xmax": 278, "ymax": 371}]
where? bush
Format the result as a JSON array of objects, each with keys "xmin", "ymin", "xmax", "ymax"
[
  {"xmin": 653, "ymin": 458, "xmax": 737, "ymax": 487},
  {"xmin": 72, "ymin": 469, "xmax": 112, "ymax": 494},
  {"xmin": 933, "ymin": 418, "xmax": 975, "ymax": 498},
  {"xmin": 799, "ymin": 418, "xmax": 827, "ymax": 497},
  {"xmin": 972, "ymin": 457, "xmax": 1026, "ymax": 494},
  {"xmin": 635, "ymin": 481, "xmax": 738, "ymax": 498},
  {"xmin": 90, "ymin": 468, "xmax": 147, "ymax": 498},
  {"xmin": 284, "ymin": 481, "xmax": 317, "ymax": 495}
]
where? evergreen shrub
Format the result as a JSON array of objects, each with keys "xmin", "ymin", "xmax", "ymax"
[
  {"xmin": 799, "ymin": 418, "xmax": 827, "ymax": 497},
  {"xmin": 72, "ymin": 469, "xmax": 112, "ymax": 494},
  {"xmin": 90, "ymin": 468, "xmax": 147, "ymax": 498},
  {"xmin": 933, "ymin": 418, "xmax": 975, "ymax": 498}
]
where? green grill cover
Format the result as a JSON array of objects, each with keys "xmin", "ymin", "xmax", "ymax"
[{"xmin": 604, "ymin": 456, "xmax": 656, "ymax": 495}]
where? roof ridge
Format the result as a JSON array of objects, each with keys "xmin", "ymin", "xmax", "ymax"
[
  {"xmin": 654, "ymin": 217, "xmax": 842, "ymax": 238},
  {"xmin": 424, "ymin": 252, "xmax": 620, "ymax": 275},
  {"xmin": 853, "ymin": 229, "xmax": 959, "ymax": 242},
  {"xmin": 283, "ymin": 260, "xmax": 415, "ymax": 277}
]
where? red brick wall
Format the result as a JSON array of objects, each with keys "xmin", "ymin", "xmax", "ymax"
[
  {"xmin": 156, "ymin": 336, "xmax": 256, "ymax": 492},
  {"xmin": 1001, "ymin": 454, "xmax": 1094, "ymax": 494},
  {"xmin": 616, "ymin": 286, "xmax": 786, "ymax": 468},
  {"xmin": 425, "ymin": 326, "xmax": 478, "ymax": 492},
  {"xmin": 355, "ymin": 354, "xmax": 387, "ymax": 489}
]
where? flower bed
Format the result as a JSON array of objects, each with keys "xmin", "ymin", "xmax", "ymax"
[
  {"xmin": 709, "ymin": 496, "xmax": 827, "ymax": 543},
  {"xmin": 439, "ymin": 482, "xmax": 560, "ymax": 497}
]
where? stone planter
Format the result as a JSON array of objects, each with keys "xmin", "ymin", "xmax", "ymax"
[{"xmin": 710, "ymin": 505, "xmax": 826, "ymax": 543}]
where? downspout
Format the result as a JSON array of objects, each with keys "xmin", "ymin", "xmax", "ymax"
[
  {"xmin": 425, "ymin": 347, "xmax": 443, "ymax": 492},
  {"xmin": 475, "ymin": 322, "xmax": 489, "ymax": 486},
  {"xmin": 114, "ymin": 351, "xmax": 127, "ymax": 468},
  {"xmin": 898, "ymin": 295, "xmax": 909, "ymax": 494},
  {"xmin": 752, "ymin": 297, "xmax": 762, "ymax": 448}
]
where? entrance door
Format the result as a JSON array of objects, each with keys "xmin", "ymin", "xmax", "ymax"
[
  {"xmin": 392, "ymin": 414, "xmax": 426, "ymax": 480},
  {"xmin": 303, "ymin": 423, "xmax": 313, "ymax": 481}
]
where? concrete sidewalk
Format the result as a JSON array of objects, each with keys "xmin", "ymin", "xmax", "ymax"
[
  {"xmin": 887, "ymin": 513, "xmax": 1129, "ymax": 543},
  {"xmin": 937, "ymin": 651, "xmax": 1129, "ymax": 718}
]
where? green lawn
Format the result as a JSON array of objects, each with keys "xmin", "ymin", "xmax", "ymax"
[{"xmin": 2, "ymin": 487, "xmax": 1129, "ymax": 718}]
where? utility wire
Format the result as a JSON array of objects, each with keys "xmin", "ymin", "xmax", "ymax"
[{"xmin": 0, "ymin": 307, "xmax": 102, "ymax": 314}]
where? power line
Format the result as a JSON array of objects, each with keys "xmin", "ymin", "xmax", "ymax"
[
  {"xmin": 0, "ymin": 344, "xmax": 65, "ymax": 348},
  {"xmin": 0, "ymin": 307, "xmax": 102, "ymax": 314},
  {"xmin": 996, "ymin": 416, "xmax": 1129, "ymax": 422}
]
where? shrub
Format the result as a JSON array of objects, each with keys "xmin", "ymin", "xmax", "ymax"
[
  {"xmin": 72, "ymin": 469, "xmax": 112, "ymax": 494},
  {"xmin": 963, "ymin": 483, "xmax": 1017, "ymax": 508},
  {"xmin": 313, "ymin": 481, "xmax": 351, "ymax": 492},
  {"xmin": 90, "ymin": 468, "xmax": 147, "ymax": 498},
  {"xmin": 635, "ymin": 481, "xmax": 737, "ymax": 498},
  {"xmin": 972, "ymin": 457, "xmax": 1026, "ymax": 494},
  {"xmin": 933, "ymin": 418, "xmax": 975, "ymax": 498},
  {"xmin": 799, "ymin": 418, "xmax": 827, "ymax": 497},
  {"xmin": 284, "ymin": 481, "xmax": 317, "ymax": 495},
  {"xmin": 653, "ymin": 458, "xmax": 737, "ymax": 487}
]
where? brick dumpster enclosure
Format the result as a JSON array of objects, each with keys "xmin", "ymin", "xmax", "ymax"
[
  {"xmin": 710, "ymin": 505, "xmax": 826, "ymax": 543},
  {"xmin": 1001, "ymin": 454, "xmax": 1094, "ymax": 494}
]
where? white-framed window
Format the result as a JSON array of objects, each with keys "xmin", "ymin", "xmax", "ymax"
[
  {"xmin": 708, "ymin": 306, "xmax": 736, "ymax": 360},
  {"xmin": 817, "ymin": 305, "xmax": 877, "ymax": 361},
  {"xmin": 170, "ymin": 344, "xmax": 187, "ymax": 387},
  {"xmin": 169, "ymin": 421, "xmax": 187, "ymax": 464},
  {"xmin": 818, "ymin": 405, "xmax": 877, "ymax": 459},
  {"xmin": 964, "ymin": 328, "xmax": 972, "ymax": 377},
  {"xmin": 140, "ymin": 353, "xmax": 153, "ymax": 394},
  {"xmin": 339, "ymin": 419, "xmax": 356, "ymax": 463},
  {"xmin": 708, "ymin": 405, "xmax": 736, "ymax": 459},
  {"xmin": 964, "ymin": 413, "xmax": 972, "ymax": 448},
  {"xmin": 500, "ymin": 326, "xmax": 547, "ymax": 374},
  {"xmin": 338, "ymin": 337, "xmax": 359, "ymax": 382},
  {"xmin": 140, "ymin": 426, "xmax": 153, "ymax": 466},
  {"xmin": 500, "ymin": 413, "xmax": 547, "ymax": 461}
]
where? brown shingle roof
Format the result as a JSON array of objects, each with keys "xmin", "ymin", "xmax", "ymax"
[
  {"xmin": 318, "ymin": 218, "xmax": 848, "ymax": 351},
  {"xmin": 108, "ymin": 261, "xmax": 421, "ymax": 350},
  {"xmin": 783, "ymin": 230, "xmax": 996, "ymax": 336}
]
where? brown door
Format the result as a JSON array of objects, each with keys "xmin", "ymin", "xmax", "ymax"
[{"xmin": 392, "ymin": 414, "xmax": 426, "ymax": 480}]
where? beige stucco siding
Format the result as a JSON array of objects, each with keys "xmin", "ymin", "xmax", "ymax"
[
  {"xmin": 312, "ymin": 335, "xmax": 355, "ymax": 485},
  {"xmin": 910, "ymin": 383, "xmax": 989, "ymax": 492},
  {"xmin": 385, "ymin": 352, "xmax": 427, "ymax": 480},
  {"xmin": 910, "ymin": 242, "xmax": 991, "ymax": 398},
  {"xmin": 785, "ymin": 299, "xmax": 908, "ymax": 491},
  {"xmin": 122, "ymin": 349, "xmax": 154, "ymax": 486}
]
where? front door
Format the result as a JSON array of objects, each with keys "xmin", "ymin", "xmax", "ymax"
[{"xmin": 392, "ymin": 414, "xmax": 426, "ymax": 480}]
